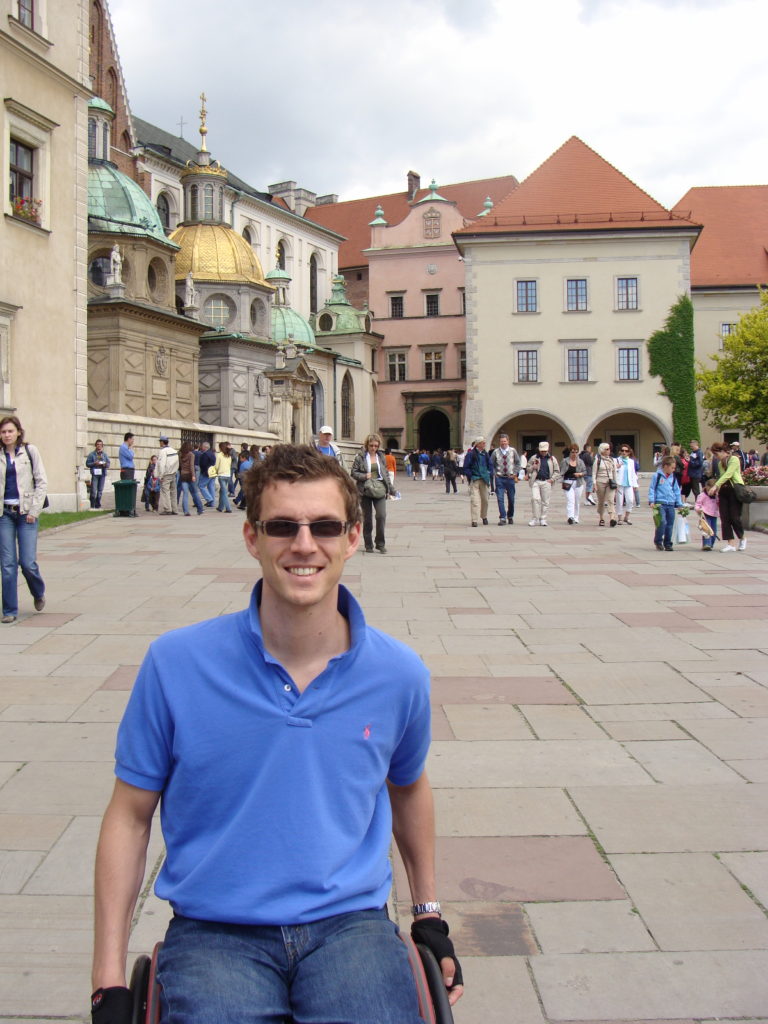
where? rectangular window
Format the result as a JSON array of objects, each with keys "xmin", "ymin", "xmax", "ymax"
[
  {"xmin": 18, "ymin": 0, "xmax": 34, "ymax": 28},
  {"xmin": 617, "ymin": 277, "xmax": 639, "ymax": 310},
  {"xmin": 459, "ymin": 346, "xmax": 466, "ymax": 379},
  {"xmin": 566, "ymin": 278, "xmax": 588, "ymax": 311},
  {"xmin": 460, "ymin": 289, "xmax": 466, "ymax": 315},
  {"xmin": 425, "ymin": 293, "xmax": 440, "ymax": 317},
  {"xmin": 720, "ymin": 322, "xmax": 736, "ymax": 337},
  {"xmin": 10, "ymin": 139, "xmax": 34, "ymax": 204},
  {"xmin": 618, "ymin": 347, "xmax": 640, "ymax": 380},
  {"xmin": 567, "ymin": 348, "xmax": 589, "ymax": 381},
  {"xmin": 423, "ymin": 350, "xmax": 443, "ymax": 380},
  {"xmin": 517, "ymin": 280, "xmax": 537, "ymax": 313},
  {"xmin": 390, "ymin": 295, "xmax": 404, "ymax": 319},
  {"xmin": 387, "ymin": 351, "xmax": 406, "ymax": 382},
  {"xmin": 517, "ymin": 350, "xmax": 538, "ymax": 382}
]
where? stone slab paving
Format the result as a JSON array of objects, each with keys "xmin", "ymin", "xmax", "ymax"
[{"xmin": 0, "ymin": 485, "xmax": 767, "ymax": 1021}]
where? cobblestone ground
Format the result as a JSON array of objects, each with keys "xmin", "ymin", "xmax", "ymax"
[{"xmin": 1, "ymin": 478, "xmax": 767, "ymax": 1023}]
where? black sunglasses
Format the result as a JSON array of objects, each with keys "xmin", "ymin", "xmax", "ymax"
[{"xmin": 255, "ymin": 519, "xmax": 350, "ymax": 538}]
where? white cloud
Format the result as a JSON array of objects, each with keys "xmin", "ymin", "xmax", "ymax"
[{"xmin": 109, "ymin": 0, "xmax": 768, "ymax": 208}]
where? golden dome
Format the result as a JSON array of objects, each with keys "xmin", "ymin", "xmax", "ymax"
[{"xmin": 170, "ymin": 223, "xmax": 271, "ymax": 287}]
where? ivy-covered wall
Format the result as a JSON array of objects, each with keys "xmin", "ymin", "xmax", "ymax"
[{"xmin": 647, "ymin": 294, "xmax": 701, "ymax": 442}]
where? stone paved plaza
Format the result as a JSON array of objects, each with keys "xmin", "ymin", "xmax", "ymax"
[{"xmin": 1, "ymin": 478, "xmax": 767, "ymax": 1023}]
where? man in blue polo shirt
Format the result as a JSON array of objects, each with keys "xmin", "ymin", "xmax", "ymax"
[{"xmin": 91, "ymin": 445, "xmax": 462, "ymax": 1023}]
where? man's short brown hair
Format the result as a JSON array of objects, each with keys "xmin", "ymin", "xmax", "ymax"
[{"xmin": 242, "ymin": 444, "xmax": 361, "ymax": 528}]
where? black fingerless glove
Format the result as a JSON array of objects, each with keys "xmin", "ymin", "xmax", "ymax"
[
  {"xmin": 91, "ymin": 986, "xmax": 133, "ymax": 1024},
  {"xmin": 410, "ymin": 917, "xmax": 463, "ymax": 988}
]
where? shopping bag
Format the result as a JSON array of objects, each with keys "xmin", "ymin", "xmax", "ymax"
[{"xmin": 672, "ymin": 515, "xmax": 689, "ymax": 544}]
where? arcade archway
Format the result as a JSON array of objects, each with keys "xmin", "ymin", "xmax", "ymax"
[
  {"xmin": 494, "ymin": 412, "xmax": 574, "ymax": 462},
  {"xmin": 418, "ymin": 408, "xmax": 450, "ymax": 451},
  {"xmin": 585, "ymin": 411, "xmax": 669, "ymax": 470}
]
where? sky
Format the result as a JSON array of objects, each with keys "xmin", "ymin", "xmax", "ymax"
[{"xmin": 109, "ymin": 0, "xmax": 768, "ymax": 210}]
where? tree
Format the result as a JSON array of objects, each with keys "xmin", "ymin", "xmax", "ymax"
[
  {"xmin": 697, "ymin": 291, "xmax": 768, "ymax": 444},
  {"xmin": 647, "ymin": 294, "xmax": 700, "ymax": 442}
]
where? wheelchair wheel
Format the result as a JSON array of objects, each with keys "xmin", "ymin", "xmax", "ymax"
[
  {"xmin": 128, "ymin": 954, "xmax": 151, "ymax": 1024},
  {"xmin": 128, "ymin": 944, "xmax": 162, "ymax": 1024},
  {"xmin": 416, "ymin": 943, "xmax": 454, "ymax": 1024}
]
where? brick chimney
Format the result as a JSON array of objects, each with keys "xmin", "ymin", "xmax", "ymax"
[{"xmin": 407, "ymin": 170, "xmax": 421, "ymax": 201}]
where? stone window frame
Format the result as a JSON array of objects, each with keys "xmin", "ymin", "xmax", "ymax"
[
  {"xmin": 613, "ymin": 340, "xmax": 643, "ymax": 382},
  {"xmin": 4, "ymin": 98, "xmax": 58, "ymax": 231},
  {"xmin": 615, "ymin": 275, "xmax": 640, "ymax": 311}
]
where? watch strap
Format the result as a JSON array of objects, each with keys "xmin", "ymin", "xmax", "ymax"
[{"xmin": 411, "ymin": 900, "xmax": 441, "ymax": 916}]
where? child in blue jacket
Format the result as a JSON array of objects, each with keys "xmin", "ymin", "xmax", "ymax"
[{"xmin": 648, "ymin": 455, "xmax": 683, "ymax": 551}]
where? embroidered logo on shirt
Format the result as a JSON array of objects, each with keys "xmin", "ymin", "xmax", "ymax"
[{"xmin": 363, "ymin": 724, "xmax": 371, "ymax": 740}]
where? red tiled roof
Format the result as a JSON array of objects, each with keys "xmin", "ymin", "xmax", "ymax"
[
  {"xmin": 455, "ymin": 137, "xmax": 698, "ymax": 236},
  {"xmin": 304, "ymin": 174, "xmax": 518, "ymax": 268},
  {"xmin": 674, "ymin": 185, "xmax": 768, "ymax": 288}
]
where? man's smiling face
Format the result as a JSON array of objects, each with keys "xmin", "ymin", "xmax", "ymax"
[{"xmin": 243, "ymin": 478, "xmax": 360, "ymax": 612}]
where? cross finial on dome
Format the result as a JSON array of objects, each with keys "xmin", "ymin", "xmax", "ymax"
[{"xmin": 199, "ymin": 92, "xmax": 208, "ymax": 152}]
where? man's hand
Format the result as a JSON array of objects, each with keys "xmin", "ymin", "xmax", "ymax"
[
  {"xmin": 91, "ymin": 986, "xmax": 133, "ymax": 1024},
  {"xmin": 411, "ymin": 917, "xmax": 464, "ymax": 1005}
]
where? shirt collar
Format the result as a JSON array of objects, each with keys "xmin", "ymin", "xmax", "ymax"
[{"xmin": 246, "ymin": 578, "xmax": 366, "ymax": 654}]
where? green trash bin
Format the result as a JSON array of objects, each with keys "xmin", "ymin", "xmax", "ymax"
[{"xmin": 112, "ymin": 478, "xmax": 138, "ymax": 517}]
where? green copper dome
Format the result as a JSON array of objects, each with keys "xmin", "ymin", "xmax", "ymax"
[
  {"xmin": 88, "ymin": 163, "xmax": 175, "ymax": 246},
  {"xmin": 313, "ymin": 274, "xmax": 370, "ymax": 334},
  {"xmin": 271, "ymin": 306, "xmax": 315, "ymax": 346},
  {"xmin": 88, "ymin": 97, "xmax": 115, "ymax": 116}
]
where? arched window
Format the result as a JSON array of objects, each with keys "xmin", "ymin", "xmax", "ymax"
[
  {"xmin": 250, "ymin": 299, "xmax": 266, "ymax": 334},
  {"xmin": 242, "ymin": 226, "xmax": 253, "ymax": 246},
  {"xmin": 309, "ymin": 253, "xmax": 318, "ymax": 313},
  {"xmin": 189, "ymin": 185, "xmax": 198, "ymax": 221},
  {"xmin": 341, "ymin": 372, "xmax": 354, "ymax": 439},
  {"xmin": 276, "ymin": 240, "xmax": 286, "ymax": 270},
  {"xmin": 121, "ymin": 130, "xmax": 131, "ymax": 153},
  {"xmin": 156, "ymin": 193, "xmax": 170, "ymax": 230},
  {"xmin": 106, "ymin": 67, "xmax": 118, "ymax": 111},
  {"xmin": 203, "ymin": 183, "xmax": 214, "ymax": 220},
  {"xmin": 88, "ymin": 119, "xmax": 97, "ymax": 159},
  {"xmin": 311, "ymin": 382, "xmax": 324, "ymax": 434}
]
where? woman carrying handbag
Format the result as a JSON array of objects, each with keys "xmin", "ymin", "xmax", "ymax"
[{"xmin": 351, "ymin": 433, "xmax": 396, "ymax": 553}]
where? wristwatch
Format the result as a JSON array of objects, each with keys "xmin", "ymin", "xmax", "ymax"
[{"xmin": 411, "ymin": 901, "xmax": 441, "ymax": 916}]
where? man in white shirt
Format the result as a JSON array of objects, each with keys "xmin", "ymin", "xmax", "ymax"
[
  {"xmin": 314, "ymin": 425, "xmax": 343, "ymax": 467},
  {"xmin": 154, "ymin": 435, "xmax": 180, "ymax": 515}
]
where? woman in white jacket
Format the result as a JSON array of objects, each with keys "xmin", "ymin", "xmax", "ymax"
[
  {"xmin": 614, "ymin": 444, "xmax": 639, "ymax": 524},
  {"xmin": 0, "ymin": 416, "xmax": 47, "ymax": 623}
]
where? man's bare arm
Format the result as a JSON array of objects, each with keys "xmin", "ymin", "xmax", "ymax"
[
  {"xmin": 92, "ymin": 779, "xmax": 160, "ymax": 990},
  {"xmin": 388, "ymin": 771, "xmax": 463, "ymax": 1004}
]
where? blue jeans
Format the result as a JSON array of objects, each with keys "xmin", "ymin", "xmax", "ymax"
[
  {"xmin": 157, "ymin": 909, "xmax": 421, "ymax": 1024},
  {"xmin": 216, "ymin": 477, "xmax": 231, "ymax": 512},
  {"xmin": 199, "ymin": 475, "xmax": 216, "ymax": 504},
  {"xmin": 701, "ymin": 512, "xmax": 718, "ymax": 549},
  {"xmin": 0, "ymin": 509, "xmax": 45, "ymax": 616},
  {"xmin": 495, "ymin": 477, "xmax": 516, "ymax": 519},
  {"xmin": 653, "ymin": 503, "xmax": 676, "ymax": 548},
  {"xmin": 180, "ymin": 480, "xmax": 204, "ymax": 515},
  {"xmin": 89, "ymin": 473, "xmax": 106, "ymax": 508}
]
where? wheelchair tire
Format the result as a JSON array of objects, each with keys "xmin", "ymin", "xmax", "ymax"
[
  {"xmin": 416, "ymin": 943, "xmax": 455, "ymax": 1024},
  {"xmin": 128, "ymin": 954, "xmax": 151, "ymax": 1024}
]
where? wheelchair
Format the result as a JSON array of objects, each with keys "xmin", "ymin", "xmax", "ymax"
[{"xmin": 129, "ymin": 933, "xmax": 454, "ymax": 1024}]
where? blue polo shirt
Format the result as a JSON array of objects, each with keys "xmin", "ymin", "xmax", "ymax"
[{"xmin": 115, "ymin": 582, "xmax": 431, "ymax": 925}]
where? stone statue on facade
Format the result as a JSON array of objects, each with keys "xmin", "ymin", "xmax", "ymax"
[
  {"xmin": 109, "ymin": 243, "xmax": 123, "ymax": 284},
  {"xmin": 184, "ymin": 272, "xmax": 199, "ymax": 309}
]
